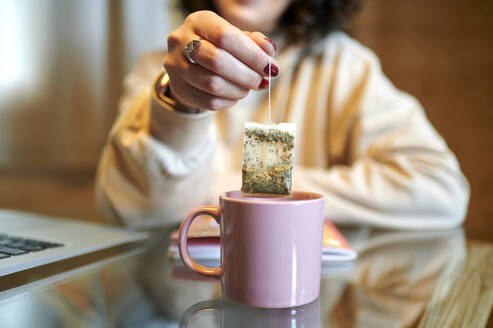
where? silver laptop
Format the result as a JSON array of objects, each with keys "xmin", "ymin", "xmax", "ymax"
[{"xmin": 0, "ymin": 209, "xmax": 148, "ymax": 276}]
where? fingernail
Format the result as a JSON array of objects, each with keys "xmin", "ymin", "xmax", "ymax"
[
  {"xmin": 258, "ymin": 78, "xmax": 269, "ymax": 89},
  {"xmin": 263, "ymin": 37, "xmax": 277, "ymax": 51},
  {"xmin": 264, "ymin": 63, "xmax": 279, "ymax": 77}
]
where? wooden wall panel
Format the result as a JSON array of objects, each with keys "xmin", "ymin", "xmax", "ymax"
[{"xmin": 352, "ymin": 0, "xmax": 493, "ymax": 236}]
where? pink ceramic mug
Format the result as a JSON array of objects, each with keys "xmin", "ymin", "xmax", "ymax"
[{"xmin": 178, "ymin": 190, "xmax": 325, "ymax": 308}]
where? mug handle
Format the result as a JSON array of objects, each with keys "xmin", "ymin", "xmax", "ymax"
[{"xmin": 178, "ymin": 206, "xmax": 224, "ymax": 278}]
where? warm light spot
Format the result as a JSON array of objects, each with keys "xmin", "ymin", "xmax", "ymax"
[{"xmin": 0, "ymin": 1, "xmax": 30, "ymax": 92}]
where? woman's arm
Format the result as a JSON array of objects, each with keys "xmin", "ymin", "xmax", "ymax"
[
  {"xmin": 95, "ymin": 74, "xmax": 217, "ymax": 228},
  {"xmin": 292, "ymin": 41, "xmax": 470, "ymax": 229},
  {"xmin": 96, "ymin": 10, "xmax": 277, "ymax": 228}
]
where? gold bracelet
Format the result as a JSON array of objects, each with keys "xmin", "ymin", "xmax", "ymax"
[{"xmin": 155, "ymin": 72, "xmax": 204, "ymax": 114}]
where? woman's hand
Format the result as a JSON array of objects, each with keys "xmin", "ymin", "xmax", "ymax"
[{"xmin": 164, "ymin": 10, "xmax": 278, "ymax": 111}]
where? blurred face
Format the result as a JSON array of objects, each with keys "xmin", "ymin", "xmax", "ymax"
[{"xmin": 214, "ymin": 0, "xmax": 293, "ymax": 33}]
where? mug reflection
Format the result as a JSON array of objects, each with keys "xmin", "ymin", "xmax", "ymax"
[{"xmin": 179, "ymin": 298, "xmax": 320, "ymax": 328}]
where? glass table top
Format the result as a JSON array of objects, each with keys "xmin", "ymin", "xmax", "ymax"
[{"xmin": 0, "ymin": 226, "xmax": 492, "ymax": 328}]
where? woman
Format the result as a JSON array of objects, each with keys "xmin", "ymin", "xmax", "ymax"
[{"xmin": 96, "ymin": 0, "xmax": 469, "ymax": 229}]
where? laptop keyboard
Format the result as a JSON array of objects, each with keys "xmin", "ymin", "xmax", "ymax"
[{"xmin": 0, "ymin": 234, "xmax": 63, "ymax": 259}]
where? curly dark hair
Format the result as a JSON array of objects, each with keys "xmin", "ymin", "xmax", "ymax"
[{"xmin": 177, "ymin": 0, "xmax": 361, "ymax": 43}]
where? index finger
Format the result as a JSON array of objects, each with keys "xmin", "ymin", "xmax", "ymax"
[{"xmin": 190, "ymin": 11, "xmax": 279, "ymax": 78}]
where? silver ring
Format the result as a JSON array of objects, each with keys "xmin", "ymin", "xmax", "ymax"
[{"xmin": 184, "ymin": 38, "xmax": 202, "ymax": 64}]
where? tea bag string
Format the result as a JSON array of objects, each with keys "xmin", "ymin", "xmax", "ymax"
[
  {"xmin": 261, "ymin": 57, "xmax": 272, "ymax": 169},
  {"xmin": 268, "ymin": 56, "xmax": 271, "ymax": 124}
]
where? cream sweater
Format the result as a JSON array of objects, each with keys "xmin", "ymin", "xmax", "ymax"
[{"xmin": 96, "ymin": 32, "xmax": 469, "ymax": 230}]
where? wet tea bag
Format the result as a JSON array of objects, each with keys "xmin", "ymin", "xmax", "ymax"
[{"xmin": 241, "ymin": 121, "xmax": 296, "ymax": 196}]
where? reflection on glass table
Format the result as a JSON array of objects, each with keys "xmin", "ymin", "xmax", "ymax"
[
  {"xmin": 179, "ymin": 298, "xmax": 320, "ymax": 328},
  {"xmin": 1, "ymin": 226, "xmax": 492, "ymax": 328}
]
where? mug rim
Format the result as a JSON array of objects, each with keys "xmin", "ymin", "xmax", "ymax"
[{"xmin": 220, "ymin": 190, "xmax": 324, "ymax": 205}]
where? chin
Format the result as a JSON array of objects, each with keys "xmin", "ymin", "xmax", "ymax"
[{"xmin": 216, "ymin": 2, "xmax": 274, "ymax": 32}]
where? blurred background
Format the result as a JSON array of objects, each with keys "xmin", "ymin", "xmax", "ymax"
[{"xmin": 0, "ymin": 0, "xmax": 492, "ymax": 237}]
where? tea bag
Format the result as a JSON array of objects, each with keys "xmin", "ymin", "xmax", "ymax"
[{"xmin": 241, "ymin": 121, "xmax": 296, "ymax": 196}]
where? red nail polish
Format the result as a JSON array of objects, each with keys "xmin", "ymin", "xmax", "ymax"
[
  {"xmin": 264, "ymin": 63, "xmax": 279, "ymax": 77},
  {"xmin": 263, "ymin": 37, "xmax": 277, "ymax": 51},
  {"xmin": 258, "ymin": 78, "xmax": 269, "ymax": 89}
]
